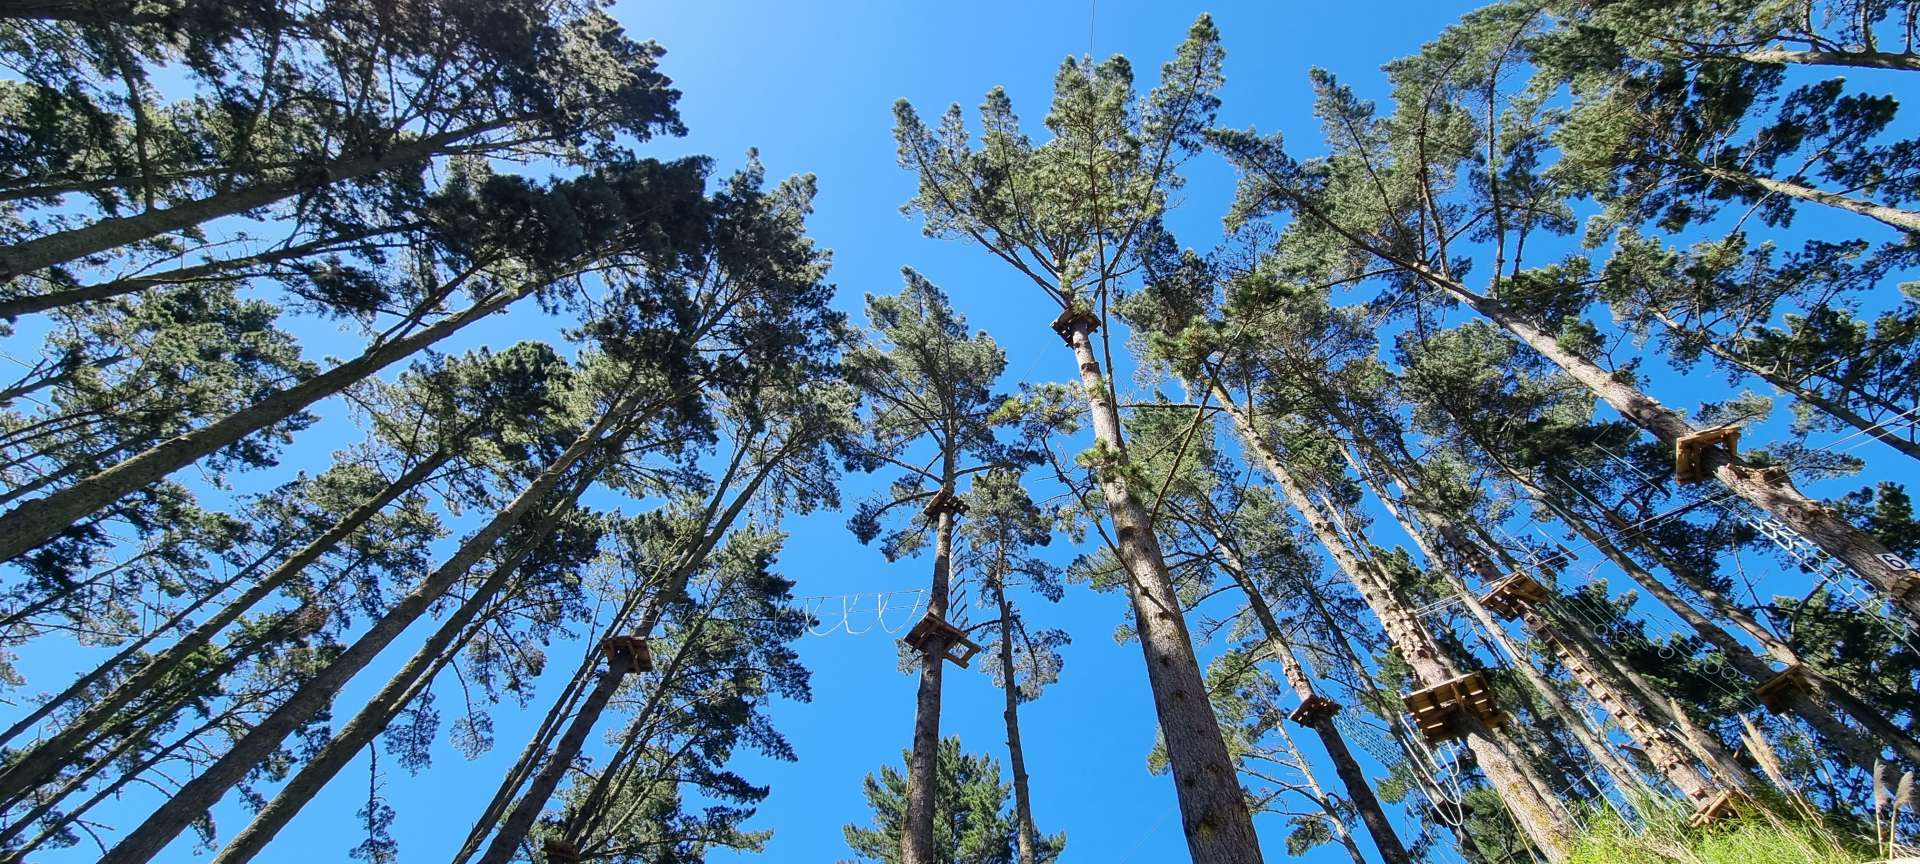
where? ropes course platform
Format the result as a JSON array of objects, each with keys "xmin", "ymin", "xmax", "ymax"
[
  {"xmin": 1403, "ymin": 671, "xmax": 1506, "ymax": 745},
  {"xmin": 901, "ymin": 613, "xmax": 981, "ymax": 667}
]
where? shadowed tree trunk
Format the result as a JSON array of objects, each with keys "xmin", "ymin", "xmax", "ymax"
[
  {"xmin": 0, "ymin": 451, "xmax": 447, "ymax": 803},
  {"xmin": 992, "ymin": 577, "xmax": 1040, "ymax": 864},
  {"xmin": 0, "ymin": 272, "xmax": 531, "ymax": 566},
  {"xmin": 902, "ymin": 471, "xmax": 959, "ymax": 864},
  {"xmin": 94, "ymin": 392, "xmax": 635, "ymax": 864},
  {"xmin": 1214, "ymin": 389, "xmax": 1575, "ymax": 862},
  {"xmin": 1066, "ymin": 321, "xmax": 1265, "ymax": 864}
]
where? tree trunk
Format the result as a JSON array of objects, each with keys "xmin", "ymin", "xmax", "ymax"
[
  {"xmin": 0, "ymin": 273, "xmax": 531, "ymax": 565},
  {"xmin": 1270, "ymin": 720, "xmax": 1370, "ymax": 864},
  {"xmin": 1211, "ymin": 540, "xmax": 1412, "ymax": 864},
  {"xmin": 463, "ymin": 446, "xmax": 786, "ymax": 861},
  {"xmin": 901, "ymin": 472, "xmax": 958, "ymax": 864},
  {"xmin": 208, "ymin": 459, "xmax": 605, "ymax": 864},
  {"xmin": 1446, "ymin": 286, "xmax": 1919, "ymax": 623},
  {"xmin": 95, "ymin": 397, "xmax": 629, "ymax": 864},
  {"xmin": 994, "ymin": 582, "xmax": 1040, "ymax": 864},
  {"xmin": 1214, "ymin": 389, "xmax": 1574, "ymax": 862},
  {"xmin": 0, "ymin": 451, "xmax": 445, "ymax": 802},
  {"xmin": 1649, "ymin": 310, "xmax": 1920, "ymax": 463},
  {"xmin": 0, "ymin": 123, "xmax": 506, "ymax": 281},
  {"xmin": 1062, "ymin": 324, "xmax": 1264, "ymax": 864},
  {"xmin": 1734, "ymin": 48, "xmax": 1920, "ymax": 72},
  {"xmin": 0, "ymin": 222, "xmax": 413, "ymax": 320},
  {"xmin": 1695, "ymin": 165, "xmax": 1920, "ymax": 235}
]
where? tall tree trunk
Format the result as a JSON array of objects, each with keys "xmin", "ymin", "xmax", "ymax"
[
  {"xmin": 1442, "ymin": 284, "xmax": 1918, "ymax": 622},
  {"xmin": 0, "ymin": 271, "xmax": 532, "ymax": 565},
  {"xmin": 0, "ymin": 451, "xmax": 446, "ymax": 802},
  {"xmin": 1733, "ymin": 48, "xmax": 1920, "ymax": 72},
  {"xmin": 462, "ymin": 444, "xmax": 787, "ymax": 861},
  {"xmin": 1210, "ymin": 539, "xmax": 1412, "ymax": 864},
  {"xmin": 95, "ymin": 395, "xmax": 631, "ymax": 864},
  {"xmin": 0, "ymin": 222, "xmax": 414, "ymax": 320},
  {"xmin": 1213, "ymin": 389, "xmax": 1574, "ymax": 862},
  {"xmin": 208, "ymin": 457, "xmax": 608, "ymax": 864},
  {"xmin": 1649, "ymin": 309, "xmax": 1920, "ymax": 462},
  {"xmin": 1066, "ymin": 323, "xmax": 1265, "ymax": 864},
  {"xmin": 993, "ymin": 581, "xmax": 1040, "ymax": 864},
  {"xmin": 902, "ymin": 463, "xmax": 959, "ymax": 864},
  {"xmin": 1269, "ymin": 719, "xmax": 1370, "ymax": 864},
  {"xmin": 0, "ymin": 122, "xmax": 507, "ymax": 281},
  {"xmin": 1696, "ymin": 165, "xmax": 1920, "ymax": 235}
]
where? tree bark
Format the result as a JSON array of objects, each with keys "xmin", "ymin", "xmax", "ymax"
[
  {"xmin": 1214, "ymin": 389, "xmax": 1574, "ymax": 862},
  {"xmin": 901, "ymin": 473, "xmax": 958, "ymax": 864},
  {"xmin": 1067, "ymin": 324, "xmax": 1265, "ymax": 864},
  {"xmin": 1445, "ymin": 286, "xmax": 1920, "ymax": 623},
  {"xmin": 994, "ymin": 581, "xmax": 1040, "ymax": 864},
  {"xmin": 1733, "ymin": 48, "xmax": 1920, "ymax": 72},
  {"xmin": 1210, "ymin": 539, "xmax": 1412, "ymax": 864},
  {"xmin": 0, "ymin": 274, "xmax": 531, "ymax": 565},
  {"xmin": 0, "ymin": 123, "xmax": 506, "ymax": 281},
  {"xmin": 1694, "ymin": 165, "xmax": 1920, "ymax": 235},
  {"xmin": 95, "ymin": 397, "xmax": 629, "ymax": 864},
  {"xmin": 0, "ymin": 451, "xmax": 445, "ymax": 802}
]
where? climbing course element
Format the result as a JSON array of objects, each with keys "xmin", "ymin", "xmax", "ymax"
[
  {"xmin": 598, "ymin": 635, "xmax": 652, "ymax": 673},
  {"xmin": 1403, "ymin": 671, "xmax": 1505, "ymax": 745},
  {"xmin": 901, "ymin": 613, "xmax": 981, "ymax": 667},
  {"xmin": 1672, "ymin": 426, "xmax": 1740, "ymax": 483}
]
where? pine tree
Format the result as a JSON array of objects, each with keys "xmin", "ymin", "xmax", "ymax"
[{"xmin": 841, "ymin": 737, "xmax": 1063, "ymax": 864}]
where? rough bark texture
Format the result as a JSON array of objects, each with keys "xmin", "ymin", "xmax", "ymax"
[
  {"xmin": 1452, "ymin": 287, "xmax": 1920, "ymax": 624},
  {"xmin": 0, "ymin": 281, "xmax": 527, "ymax": 565},
  {"xmin": 901, "ymin": 496, "xmax": 957, "ymax": 864},
  {"xmin": 994, "ymin": 583, "xmax": 1040, "ymax": 864},
  {"xmin": 1069, "ymin": 327, "xmax": 1264, "ymax": 864},
  {"xmin": 1216, "ymin": 391, "xmax": 1573, "ymax": 862},
  {"xmin": 94, "ymin": 401, "xmax": 624, "ymax": 864},
  {"xmin": 0, "ymin": 451, "xmax": 445, "ymax": 803},
  {"xmin": 1697, "ymin": 166, "xmax": 1920, "ymax": 235},
  {"xmin": 1736, "ymin": 48, "xmax": 1920, "ymax": 71}
]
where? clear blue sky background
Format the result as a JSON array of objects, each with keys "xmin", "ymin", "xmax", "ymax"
[{"xmin": 15, "ymin": 1, "xmax": 1919, "ymax": 862}]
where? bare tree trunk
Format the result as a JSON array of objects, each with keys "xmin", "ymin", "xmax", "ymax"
[
  {"xmin": 0, "ymin": 122, "xmax": 507, "ymax": 281},
  {"xmin": 1649, "ymin": 310, "xmax": 1920, "ymax": 462},
  {"xmin": 993, "ymin": 581, "xmax": 1040, "ymax": 864},
  {"xmin": 1211, "ymin": 540, "xmax": 1412, "ymax": 864},
  {"xmin": 95, "ymin": 396, "xmax": 631, "ymax": 864},
  {"xmin": 1697, "ymin": 165, "xmax": 1920, "ymax": 235},
  {"xmin": 0, "ymin": 274, "xmax": 530, "ymax": 565},
  {"xmin": 0, "ymin": 451, "xmax": 446, "ymax": 802},
  {"xmin": 1066, "ymin": 324, "xmax": 1264, "ymax": 864},
  {"xmin": 1734, "ymin": 48, "xmax": 1920, "ymax": 71},
  {"xmin": 902, "ymin": 466, "xmax": 958, "ymax": 864},
  {"xmin": 1269, "ymin": 720, "xmax": 1370, "ymax": 864},
  {"xmin": 208, "ymin": 459, "xmax": 608, "ymax": 864},
  {"xmin": 1214, "ymin": 390, "xmax": 1574, "ymax": 862}
]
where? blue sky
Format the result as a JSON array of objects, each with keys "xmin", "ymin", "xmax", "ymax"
[{"xmin": 14, "ymin": 1, "xmax": 1920, "ymax": 862}]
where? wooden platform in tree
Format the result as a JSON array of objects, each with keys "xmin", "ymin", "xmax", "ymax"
[
  {"xmin": 1687, "ymin": 789, "xmax": 1741, "ymax": 828},
  {"xmin": 901, "ymin": 613, "xmax": 981, "ymax": 667},
  {"xmin": 599, "ymin": 635, "xmax": 653, "ymax": 673},
  {"xmin": 922, "ymin": 488, "xmax": 969, "ymax": 517},
  {"xmin": 1403, "ymin": 671, "xmax": 1505, "ymax": 745},
  {"xmin": 1674, "ymin": 426, "xmax": 1740, "ymax": 484},
  {"xmin": 1479, "ymin": 573, "xmax": 1549, "ymax": 621},
  {"xmin": 543, "ymin": 838, "xmax": 582, "ymax": 864},
  {"xmin": 1288, "ymin": 694, "xmax": 1341, "ymax": 727},
  {"xmin": 1751, "ymin": 664, "xmax": 1806, "ymax": 714},
  {"xmin": 1048, "ymin": 306, "xmax": 1100, "ymax": 345},
  {"xmin": 1890, "ymin": 570, "xmax": 1920, "ymax": 603}
]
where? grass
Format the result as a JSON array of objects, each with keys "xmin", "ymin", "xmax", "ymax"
[{"xmin": 1567, "ymin": 796, "xmax": 1893, "ymax": 864}]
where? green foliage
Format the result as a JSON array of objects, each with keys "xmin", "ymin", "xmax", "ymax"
[
  {"xmin": 840, "ymin": 737, "xmax": 1063, "ymax": 864},
  {"xmin": 1568, "ymin": 803, "xmax": 1871, "ymax": 864}
]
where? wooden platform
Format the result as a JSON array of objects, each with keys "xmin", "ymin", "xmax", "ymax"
[
  {"xmin": 1288, "ymin": 694, "xmax": 1342, "ymax": 727},
  {"xmin": 1479, "ymin": 573, "xmax": 1549, "ymax": 621},
  {"xmin": 1048, "ymin": 306, "xmax": 1100, "ymax": 346},
  {"xmin": 543, "ymin": 838, "xmax": 582, "ymax": 863},
  {"xmin": 1403, "ymin": 671, "xmax": 1505, "ymax": 745},
  {"xmin": 599, "ymin": 635, "xmax": 653, "ymax": 673},
  {"xmin": 922, "ymin": 488, "xmax": 970, "ymax": 517},
  {"xmin": 1751, "ymin": 664, "xmax": 1806, "ymax": 714},
  {"xmin": 1890, "ymin": 570, "xmax": 1919, "ymax": 603},
  {"xmin": 901, "ymin": 613, "xmax": 981, "ymax": 667},
  {"xmin": 1674, "ymin": 426, "xmax": 1740, "ymax": 484},
  {"xmin": 1687, "ymin": 789, "xmax": 1740, "ymax": 829}
]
